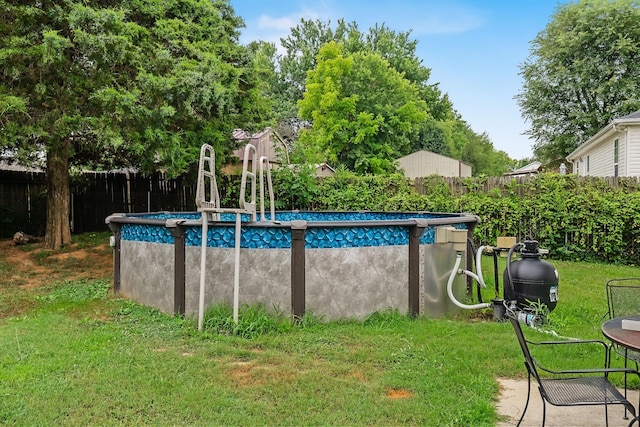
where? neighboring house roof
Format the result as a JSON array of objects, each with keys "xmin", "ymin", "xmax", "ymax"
[
  {"xmin": 288, "ymin": 163, "xmax": 336, "ymax": 177},
  {"xmin": 620, "ymin": 111, "xmax": 640, "ymax": 119},
  {"xmin": 0, "ymin": 161, "xmax": 142, "ymax": 175},
  {"xmin": 503, "ymin": 161, "xmax": 542, "ymax": 176},
  {"xmin": 232, "ymin": 128, "xmax": 251, "ymax": 140},
  {"xmin": 0, "ymin": 161, "xmax": 43, "ymax": 172},
  {"xmin": 566, "ymin": 111, "xmax": 640, "ymax": 161}
]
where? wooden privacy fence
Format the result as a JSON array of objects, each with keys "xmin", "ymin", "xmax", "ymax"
[
  {"xmin": 0, "ymin": 170, "xmax": 198, "ymax": 237},
  {"xmin": 0, "ymin": 170, "xmax": 47, "ymax": 237},
  {"xmin": 70, "ymin": 171, "xmax": 198, "ymax": 234}
]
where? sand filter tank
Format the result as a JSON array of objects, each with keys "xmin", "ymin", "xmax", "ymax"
[{"xmin": 503, "ymin": 240, "xmax": 558, "ymax": 316}]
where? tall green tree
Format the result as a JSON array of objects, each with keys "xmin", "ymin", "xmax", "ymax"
[
  {"xmin": 0, "ymin": 0, "xmax": 265, "ymax": 249},
  {"xmin": 360, "ymin": 24, "xmax": 453, "ymax": 122},
  {"xmin": 461, "ymin": 129, "xmax": 512, "ymax": 176},
  {"xmin": 517, "ymin": 0, "xmax": 640, "ymax": 162},
  {"xmin": 277, "ymin": 19, "xmax": 347, "ymax": 114},
  {"xmin": 273, "ymin": 18, "xmax": 512, "ymax": 175},
  {"xmin": 272, "ymin": 19, "xmax": 351, "ymax": 145},
  {"xmin": 297, "ymin": 42, "xmax": 427, "ymax": 174},
  {"xmin": 274, "ymin": 20, "xmax": 449, "ymax": 137}
]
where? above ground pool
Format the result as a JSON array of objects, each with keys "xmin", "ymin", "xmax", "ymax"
[{"xmin": 106, "ymin": 210, "xmax": 479, "ymax": 320}]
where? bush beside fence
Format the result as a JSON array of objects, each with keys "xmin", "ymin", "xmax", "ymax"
[{"xmin": 412, "ymin": 174, "xmax": 640, "ymax": 265}]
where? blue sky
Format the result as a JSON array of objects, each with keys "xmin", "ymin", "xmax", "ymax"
[{"xmin": 230, "ymin": 0, "xmax": 569, "ymax": 160}]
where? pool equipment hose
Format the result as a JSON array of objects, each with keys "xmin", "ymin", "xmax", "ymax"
[{"xmin": 446, "ymin": 251, "xmax": 492, "ymax": 310}]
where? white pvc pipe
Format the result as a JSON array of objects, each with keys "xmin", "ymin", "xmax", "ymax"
[
  {"xmin": 460, "ymin": 268, "xmax": 481, "ymax": 284},
  {"xmin": 198, "ymin": 214, "xmax": 208, "ymax": 330},
  {"xmin": 233, "ymin": 212, "xmax": 241, "ymax": 324},
  {"xmin": 447, "ymin": 253, "xmax": 492, "ymax": 310}
]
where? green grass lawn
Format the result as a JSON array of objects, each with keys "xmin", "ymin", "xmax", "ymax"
[{"xmin": 0, "ymin": 235, "xmax": 638, "ymax": 426}]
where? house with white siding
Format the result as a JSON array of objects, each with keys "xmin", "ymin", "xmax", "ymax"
[
  {"xmin": 566, "ymin": 111, "xmax": 640, "ymax": 177},
  {"xmin": 396, "ymin": 150, "xmax": 472, "ymax": 179}
]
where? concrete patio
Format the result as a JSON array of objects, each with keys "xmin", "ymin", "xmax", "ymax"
[{"xmin": 497, "ymin": 378, "xmax": 640, "ymax": 426}]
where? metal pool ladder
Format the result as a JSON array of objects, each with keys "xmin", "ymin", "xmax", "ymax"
[{"xmin": 195, "ymin": 143, "xmax": 275, "ymax": 330}]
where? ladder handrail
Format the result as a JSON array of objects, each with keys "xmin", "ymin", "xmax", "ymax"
[
  {"xmin": 196, "ymin": 143, "xmax": 277, "ymax": 223},
  {"xmin": 238, "ymin": 144, "xmax": 257, "ymax": 221},
  {"xmin": 259, "ymin": 155, "xmax": 275, "ymax": 221},
  {"xmin": 195, "ymin": 144, "xmax": 220, "ymax": 219}
]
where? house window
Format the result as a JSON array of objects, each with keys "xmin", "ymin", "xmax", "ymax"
[
  {"xmin": 614, "ymin": 138, "xmax": 619, "ymax": 176},
  {"xmin": 586, "ymin": 155, "xmax": 590, "ymax": 174}
]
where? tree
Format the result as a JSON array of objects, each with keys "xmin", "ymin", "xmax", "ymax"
[
  {"xmin": 517, "ymin": 0, "xmax": 640, "ymax": 162},
  {"xmin": 297, "ymin": 42, "xmax": 427, "ymax": 174},
  {"xmin": 277, "ymin": 19, "xmax": 347, "ymax": 117},
  {"xmin": 270, "ymin": 18, "xmax": 351, "ymax": 145},
  {"xmin": 360, "ymin": 24, "xmax": 453, "ymax": 122},
  {"xmin": 461, "ymin": 130, "xmax": 512, "ymax": 176},
  {"xmin": 273, "ymin": 20, "xmax": 451, "ymax": 140},
  {"xmin": 415, "ymin": 119, "xmax": 451, "ymax": 156},
  {"xmin": 274, "ymin": 18, "xmax": 512, "ymax": 175},
  {"xmin": 0, "ymin": 0, "xmax": 265, "ymax": 249}
]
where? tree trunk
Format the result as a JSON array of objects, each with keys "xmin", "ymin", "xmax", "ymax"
[{"xmin": 44, "ymin": 138, "xmax": 72, "ymax": 250}]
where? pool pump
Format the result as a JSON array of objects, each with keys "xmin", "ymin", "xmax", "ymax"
[
  {"xmin": 447, "ymin": 238, "xmax": 558, "ymax": 326},
  {"xmin": 502, "ymin": 240, "xmax": 558, "ymax": 322}
]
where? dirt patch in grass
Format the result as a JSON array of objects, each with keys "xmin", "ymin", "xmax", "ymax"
[
  {"xmin": 0, "ymin": 238, "xmax": 113, "ymax": 318},
  {"xmin": 228, "ymin": 360, "xmax": 301, "ymax": 388},
  {"xmin": 347, "ymin": 371, "xmax": 367, "ymax": 382},
  {"xmin": 230, "ymin": 361, "xmax": 256, "ymax": 386},
  {"xmin": 386, "ymin": 388, "xmax": 414, "ymax": 399},
  {"xmin": 1, "ymin": 240, "xmax": 112, "ymax": 286},
  {"xmin": 0, "ymin": 240, "xmax": 50, "ymax": 288}
]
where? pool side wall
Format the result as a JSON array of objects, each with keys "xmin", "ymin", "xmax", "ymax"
[
  {"xmin": 184, "ymin": 247, "xmax": 291, "ymax": 316},
  {"xmin": 117, "ymin": 241, "xmax": 467, "ymax": 320},
  {"xmin": 120, "ymin": 240, "xmax": 175, "ymax": 314},
  {"xmin": 305, "ymin": 246, "xmax": 409, "ymax": 319},
  {"xmin": 108, "ymin": 212, "xmax": 475, "ymax": 320}
]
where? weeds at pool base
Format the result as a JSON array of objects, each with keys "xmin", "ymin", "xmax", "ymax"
[{"xmin": 201, "ymin": 303, "xmax": 309, "ymax": 338}]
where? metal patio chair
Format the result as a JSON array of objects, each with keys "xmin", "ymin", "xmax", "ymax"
[
  {"xmin": 509, "ymin": 316, "xmax": 638, "ymax": 426},
  {"xmin": 606, "ymin": 278, "xmax": 640, "ymax": 418}
]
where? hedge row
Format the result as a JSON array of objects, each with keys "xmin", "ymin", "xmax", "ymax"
[{"xmin": 270, "ymin": 168, "xmax": 640, "ymax": 265}]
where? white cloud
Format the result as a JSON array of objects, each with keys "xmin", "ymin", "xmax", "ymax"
[
  {"xmin": 257, "ymin": 15, "xmax": 297, "ymax": 31},
  {"xmin": 240, "ymin": 8, "xmax": 325, "ymax": 47},
  {"xmin": 239, "ymin": 1, "xmax": 487, "ymax": 47},
  {"xmin": 361, "ymin": 2, "xmax": 487, "ymax": 36},
  {"xmin": 409, "ymin": 5, "xmax": 487, "ymax": 35}
]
